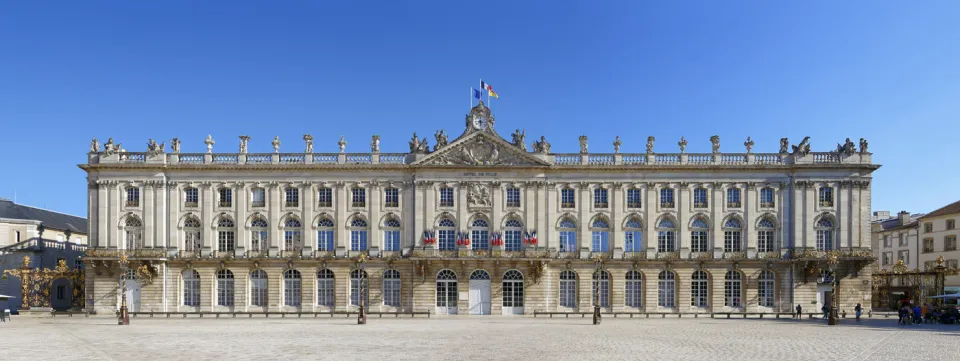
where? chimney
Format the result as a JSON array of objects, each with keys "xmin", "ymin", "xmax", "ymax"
[{"xmin": 898, "ymin": 211, "xmax": 910, "ymax": 226}]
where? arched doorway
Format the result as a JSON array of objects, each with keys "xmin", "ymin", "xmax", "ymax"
[
  {"xmin": 468, "ymin": 270, "xmax": 491, "ymax": 315},
  {"xmin": 501, "ymin": 270, "xmax": 524, "ymax": 315},
  {"xmin": 123, "ymin": 270, "xmax": 141, "ymax": 312},
  {"xmin": 50, "ymin": 278, "xmax": 72, "ymax": 311},
  {"xmin": 435, "ymin": 270, "xmax": 458, "ymax": 315}
]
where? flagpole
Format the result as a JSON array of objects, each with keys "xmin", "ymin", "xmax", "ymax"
[{"xmin": 470, "ymin": 87, "xmax": 473, "ymax": 109}]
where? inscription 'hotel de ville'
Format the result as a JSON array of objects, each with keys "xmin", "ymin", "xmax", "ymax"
[{"xmin": 81, "ymin": 101, "xmax": 879, "ymax": 317}]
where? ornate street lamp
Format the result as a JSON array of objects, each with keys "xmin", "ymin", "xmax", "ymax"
[
  {"xmin": 357, "ymin": 253, "xmax": 367, "ymax": 325},
  {"xmin": 592, "ymin": 254, "xmax": 603, "ymax": 325},
  {"xmin": 118, "ymin": 252, "xmax": 130, "ymax": 325},
  {"xmin": 827, "ymin": 253, "xmax": 839, "ymax": 326}
]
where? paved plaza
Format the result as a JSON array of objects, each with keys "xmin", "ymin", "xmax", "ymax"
[{"xmin": 0, "ymin": 316, "xmax": 957, "ymax": 361}]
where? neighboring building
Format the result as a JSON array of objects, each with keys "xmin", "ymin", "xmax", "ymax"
[
  {"xmin": 871, "ymin": 211, "xmax": 890, "ymax": 222},
  {"xmin": 0, "ymin": 198, "xmax": 88, "ymax": 313},
  {"xmin": 871, "ymin": 211, "xmax": 925, "ymax": 272},
  {"xmin": 916, "ymin": 200, "xmax": 960, "ymax": 296},
  {"xmin": 80, "ymin": 102, "xmax": 878, "ymax": 316}
]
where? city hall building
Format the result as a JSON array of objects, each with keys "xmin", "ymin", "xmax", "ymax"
[{"xmin": 80, "ymin": 102, "xmax": 879, "ymax": 316}]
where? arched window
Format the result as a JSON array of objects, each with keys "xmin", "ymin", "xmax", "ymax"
[
  {"xmin": 624, "ymin": 218, "xmax": 643, "ymax": 253},
  {"xmin": 316, "ymin": 218, "xmax": 334, "ymax": 251},
  {"xmin": 436, "ymin": 270, "xmax": 458, "ymax": 308},
  {"xmin": 350, "ymin": 269, "xmax": 368, "ymax": 307},
  {"xmin": 216, "ymin": 216, "xmax": 236, "ymax": 252},
  {"xmin": 470, "ymin": 269, "xmax": 491, "ymax": 280},
  {"xmin": 559, "ymin": 270, "xmax": 577, "ymax": 308},
  {"xmin": 124, "ymin": 216, "xmax": 143, "ymax": 250},
  {"xmin": 625, "ymin": 271, "xmax": 642, "ymax": 308},
  {"xmin": 592, "ymin": 270, "xmax": 610, "ymax": 307},
  {"xmin": 349, "ymin": 218, "xmax": 369, "ymax": 251},
  {"xmin": 283, "ymin": 270, "xmax": 302, "ymax": 307},
  {"xmin": 724, "ymin": 271, "xmax": 742, "ymax": 308},
  {"xmin": 216, "ymin": 269, "xmax": 235, "ymax": 307},
  {"xmin": 757, "ymin": 218, "xmax": 777, "ymax": 252},
  {"xmin": 502, "ymin": 270, "xmax": 524, "ymax": 308},
  {"xmin": 182, "ymin": 269, "xmax": 200, "ymax": 307},
  {"xmin": 438, "ymin": 218, "xmax": 457, "ymax": 251},
  {"xmin": 658, "ymin": 271, "xmax": 676, "ymax": 308},
  {"xmin": 723, "ymin": 219, "xmax": 742, "ymax": 252},
  {"xmin": 816, "ymin": 218, "xmax": 834, "ymax": 250},
  {"xmin": 183, "ymin": 216, "xmax": 202, "ymax": 252},
  {"xmin": 691, "ymin": 270, "xmax": 709, "ymax": 307},
  {"xmin": 383, "ymin": 217, "xmax": 401, "ymax": 251},
  {"xmin": 504, "ymin": 219, "xmax": 523, "ymax": 251},
  {"xmin": 283, "ymin": 218, "xmax": 303, "ymax": 250},
  {"xmin": 250, "ymin": 217, "xmax": 269, "ymax": 252},
  {"xmin": 690, "ymin": 217, "xmax": 709, "ymax": 253},
  {"xmin": 250, "ymin": 270, "xmax": 267, "ymax": 307},
  {"xmin": 590, "ymin": 218, "xmax": 610, "ymax": 252},
  {"xmin": 758, "ymin": 270, "xmax": 775, "ymax": 308},
  {"xmin": 383, "ymin": 270, "xmax": 401, "ymax": 307},
  {"xmin": 471, "ymin": 218, "xmax": 490, "ymax": 251},
  {"xmin": 558, "ymin": 218, "xmax": 577, "ymax": 252},
  {"xmin": 316, "ymin": 269, "xmax": 335, "ymax": 307},
  {"xmin": 657, "ymin": 219, "xmax": 676, "ymax": 252}
]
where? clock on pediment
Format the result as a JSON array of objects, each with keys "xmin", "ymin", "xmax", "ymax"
[
  {"xmin": 472, "ymin": 114, "xmax": 489, "ymax": 130},
  {"xmin": 463, "ymin": 100, "xmax": 496, "ymax": 136}
]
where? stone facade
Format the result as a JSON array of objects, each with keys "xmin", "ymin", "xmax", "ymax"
[{"xmin": 80, "ymin": 102, "xmax": 879, "ymax": 316}]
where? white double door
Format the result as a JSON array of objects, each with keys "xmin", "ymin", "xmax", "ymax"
[
  {"xmin": 469, "ymin": 280, "xmax": 491, "ymax": 315},
  {"xmin": 124, "ymin": 279, "xmax": 141, "ymax": 312}
]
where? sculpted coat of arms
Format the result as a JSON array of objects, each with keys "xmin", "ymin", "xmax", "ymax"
[{"xmin": 467, "ymin": 182, "xmax": 492, "ymax": 207}]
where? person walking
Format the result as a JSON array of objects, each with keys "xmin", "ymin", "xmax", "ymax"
[
  {"xmin": 855, "ymin": 303, "xmax": 863, "ymax": 321},
  {"xmin": 822, "ymin": 304, "xmax": 830, "ymax": 319},
  {"xmin": 795, "ymin": 304, "xmax": 803, "ymax": 319},
  {"xmin": 913, "ymin": 304, "xmax": 922, "ymax": 325}
]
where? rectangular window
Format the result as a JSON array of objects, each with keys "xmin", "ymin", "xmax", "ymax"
[
  {"xmin": 947, "ymin": 259, "xmax": 959, "ymax": 269},
  {"xmin": 317, "ymin": 187, "xmax": 332, "ymax": 207},
  {"xmin": 725, "ymin": 280, "xmax": 742, "ymax": 307},
  {"xmin": 317, "ymin": 277, "xmax": 334, "ymax": 306},
  {"xmin": 760, "ymin": 188, "xmax": 774, "ymax": 208},
  {"xmin": 439, "ymin": 187, "xmax": 454, "ymax": 207},
  {"xmin": 126, "ymin": 187, "xmax": 140, "ymax": 207},
  {"xmin": 945, "ymin": 235, "xmax": 957, "ymax": 251},
  {"xmin": 559, "ymin": 231, "xmax": 577, "ymax": 252},
  {"xmin": 626, "ymin": 189, "xmax": 642, "ymax": 208},
  {"xmin": 624, "ymin": 231, "xmax": 642, "ymax": 252},
  {"xmin": 285, "ymin": 188, "xmax": 299, "ymax": 207},
  {"xmin": 184, "ymin": 278, "xmax": 200, "ymax": 307},
  {"xmin": 727, "ymin": 188, "xmax": 741, "ymax": 208},
  {"xmin": 218, "ymin": 231, "xmax": 235, "ymax": 252},
  {"xmin": 947, "ymin": 219, "xmax": 956, "ymax": 230},
  {"xmin": 693, "ymin": 188, "xmax": 708, "ymax": 208},
  {"xmin": 251, "ymin": 188, "xmax": 265, "ymax": 208},
  {"xmin": 591, "ymin": 231, "xmax": 609, "ymax": 252},
  {"xmin": 924, "ymin": 223, "xmax": 933, "ymax": 233},
  {"xmin": 185, "ymin": 231, "xmax": 202, "ymax": 252},
  {"xmin": 882, "ymin": 252, "xmax": 891, "ymax": 266},
  {"xmin": 471, "ymin": 229, "xmax": 489, "ymax": 250},
  {"xmin": 657, "ymin": 231, "xmax": 676, "ymax": 252},
  {"xmin": 250, "ymin": 230, "xmax": 268, "ymax": 252},
  {"xmin": 438, "ymin": 230, "xmax": 456, "ymax": 251},
  {"xmin": 505, "ymin": 230, "xmax": 522, "ymax": 251},
  {"xmin": 724, "ymin": 231, "xmax": 742, "ymax": 252},
  {"xmin": 561, "ymin": 189, "xmax": 576, "ymax": 208},
  {"xmin": 506, "ymin": 188, "xmax": 521, "ymax": 208},
  {"xmin": 218, "ymin": 188, "xmax": 232, "ymax": 207},
  {"xmin": 758, "ymin": 231, "xmax": 774, "ymax": 252},
  {"xmin": 383, "ymin": 230, "xmax": 400, "ymax": 251},
  {"xmin": 883, "ymin": 235, "xmax": 892, "ymax": 248},
  {"xmin": 217, "ymin": 279, "xmax": 234, "ymax": 307},
  {"xmin": 284, "ymin": 230, "xmax": 302, "ymax": 250},
  {"xmin": 758, "ymin": 279, "xmax": 775, "ymax": 307},
  {"xmin": 925, "ymin": 261, "xmax": 937, "ymax": 271},
  {"xmin": 384, "ymin": 188, "xmax": 399, "ymax": 208},
  {"xmin": 184, "ymin": 188, "xmax": 199, "ymax": 207},
  {"xmin": 593, "ymin": 188, "xmax": 608, "ymax": 208},
  {"xmin": 317, "ymin": 230, "xmax": 334, "ymax": 251},
  {"xmin": 923, "ymin": 238, "xmax": 935, "ymax": 253},
  {"xmin": 284, "ymin": 279, "xmax": 301, "ymax": 307},
  {"xmin": 898, "ymin": 234, "xmax": 907, "ymax": 247},
  {"xmin": 350, "ymin": 230, "xmax": 368, "ymax": 251},
  {"xmin": 897, "ymin": 250, "xmax": 909, "ymax": 262},
  {"xmin": 659, "ymin": 188, "xmax": 674, "ymax": 208},
  {"xmin": 819, "ymin": 187, "xmax": 833, "ymax": 207},
  {"xmin": 352, "ymin": 187, "xmax": 366, "ymax": 208},
  {"xmin": 691, "ymin": 231, "xmax": 708, "ymax": 252},
  {"xmin": 15, "ymin": 230, "xmax": 21, "ymax": 243}
]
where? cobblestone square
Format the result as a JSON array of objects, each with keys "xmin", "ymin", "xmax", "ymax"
[{"xmin": 1, "ymin": 316, "xmax": 957, "ymax": 361}]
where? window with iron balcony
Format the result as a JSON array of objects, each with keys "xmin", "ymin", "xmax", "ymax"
[
  {"xmin": 593, "ymin": 188, "xmax": 608, "ymax": 209},
  {"xmin": 184, "ymin": 187, "xmax": 199, "ymax": 208},
  {"xmin": 351, "ymin": 187, "xmax": 366, "ymax": 208},
  {"xmin": 818, "ymin": 187, "xmax": 833, "ymax": 207},
  {"xmin": 759, "ymin": 188, "xmax": 774, "ymax": 208},
  {"xmin": 726, "ymin": 188, "xmax": 741, "ymax": 208},
  {"xmin": 218, "ymin": 188, "xmax": 233, "ymax": 208},
  {"xmin": 317, "ymin": 187, "xmax": 332, "ymax": 208},
  {"xmin": 125, "ymin": 187, "xmax": 140, "ymax": 207},
  {"xmin": 506, "ymin": 188, "xmax": 521, "ymax": 208},
  {"xmin": 692, "ymin": 188, "xmax": 708, "ymax": 209},
  {"xmin": 561, "ymin": 189, "xmax": 576, "ymax": 209},
  {"xmin": 626, "ymin": 189, "xmax": 642, "ymax": 209},
  {"xmin": 659, "ymin": 188, "xmax": 674, "ymax": 208},
  {"xmin": 439, "ymin": 187, "xmax": 454, "ymax": 207},
  {"xmin": 250, "ymin": 188, "xmax": 266, "ymax": 208},
  {"xmin": 285, "ymin": 188, "xmax": 299, "ymax": 207},
  {"xmin": 384, "ymin": 188, "xmax": 399, "ymax": 208}
]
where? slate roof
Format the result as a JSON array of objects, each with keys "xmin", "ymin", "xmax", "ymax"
[
  {"xmin": 0, "ymin": 198, "xmax": 88, "ymax": 234},
  {"xmin": 919, "ymin": 200, "xmax": 960, "ymax": 220},
  {"xmin": 875, "ymin": 213, "xmax": 926, "ymax": 232}
]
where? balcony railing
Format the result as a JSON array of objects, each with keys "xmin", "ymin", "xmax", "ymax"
[
  {"xmin": 561, "ymin": 202, "xmax": 576, "ymax": 209},
  {"xmin": 693, "ymin": 201, "xmax": 708, "ymax": 208},
  {"xmin": 656, "ymin": 252, "xmax": 681, "ymax": 260},
  {"xmin": 660, "ymin": 202, "xmax": 675, "ymax": 208},
  {"xmin": 820, "ymin": 201, "xmax": 834, "ymax": 207},
  {"xmin": 760, "ymin": 201, "xmax": 775, "ymax": 208},
  {"xmin": 627, "ymin": 202, "xmax": 641, "ymax": 209},
  {"xmin": 317, "ymin": 201, "xmax": 332, "ymax": 208},
  {"xmin": 285, "ymin": 201, "xmax": 299, "ymax": 207},
  {"xmin": 184, "ymin": 201, "xmax": 198, "ymax": 208},
  {"xmin": 506, "ymin": 201, "xmax": 521, "ymax": 208},
  {"xmin": 125, "ymin": 200, "xmax": 140, "ymax": 207},
  {"xmin": 439, "ymin": 201, "xmax": 454, "ymax": 207},
  {"xmin": 352, "ymin": 201, "xmax": 366, "ymax": 208},
  {"xmin": 384, "ymin": 201, "xmax": 399, "ymax": 208},
  {"xmin": 689, "ymin": 251, "xmax": 714, "ymax": 260},
  {"xmin": 727, "ymin": 201, "xmax": 741, "ymax": 208},
  {"xmin": 594, "ymin": 202, "xmax": 608, "ymax": 208},
  {"xmin": 218, "ymin": 201, "xmax": 232, "ymax": 208},
  {"xmin": 251, "ymin": 201, "xmax": 266, "ymax": 208}
]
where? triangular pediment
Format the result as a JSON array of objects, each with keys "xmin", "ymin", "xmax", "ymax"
[{"xmin": 413, "ymin": 131, "xmax": 550, "ymax": 167}]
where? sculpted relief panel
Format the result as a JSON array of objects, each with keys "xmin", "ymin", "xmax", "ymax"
[{"xmin": 421, "ymin": 135, "xmax": 545, "ymax": 166}]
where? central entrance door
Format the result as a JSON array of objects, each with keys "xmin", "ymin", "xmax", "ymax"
[
  {"xmin": 469, "ymin": 270, "xmax": 491, "ymax": 315},
  {"xmin": 124, "ymin": 276, "xmax": 141, "ymax": 312},
  {"xmin": 436, "ymin": 269, "xmax": 458, "ymax": 315}
]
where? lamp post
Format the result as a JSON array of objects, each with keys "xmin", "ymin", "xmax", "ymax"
[
  {"xmin": 827, "ymin": 253, "xmax": 839, "ymax": 326},
  {"xmin": 357, "ymin": 254, "xmax": 367, "ymax": 325},
  {"xmin": 118, "ymin": 252, "xmax": 130, "ymax": 326},
  {"xmin": 592, "ymin": 254, "xmax": 603, "ymax": 325}
]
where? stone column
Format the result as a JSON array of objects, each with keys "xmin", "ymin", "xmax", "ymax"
[
  {"xmin": 838, "ymin": 182, "xmax": 850, "ymax": 249},
  {"xmin": 302, "ymin": 183, "xmax": 314, "ymax": 256},
  {"xmin": 491, "ymin": 181, "xmax": 503, "ymax": 248},
  {"xmin": 545, "ymin": 183, "xmax": 558, "ymax": 251},
  {"xmin": 678, "ymin": 183, "xmax": 689, "ymax": 256},
  {"xmin": 792, "ymin": 182, "xmax": 805, "ymax": 249},
  {"xmin": 268, "ymin": 183, "xmax": 281, "ymax": 256},
  {"xmin": 851, "ymin": 182, "xmax": 862, "ymax": 248},
  {"xmin": 335, "ymin": 182, "xmax": 347, "ymax": 256},
  {"xmin": 413, "ymin": 181, "xmax": 426, "ymax": 250},
  {"xmin": 578, "ymin": 183, "xmax": 590, "ymax": 258},
  {"xmin": 236, "ymin": 183, "xmax": 248, "ymax": 255},
  {"xmin": 711, "ymin": 183, "xmax": 722, "ymax": 256},
  {"xmin": 643, "ymin": 184, "xmax": 656, "ymax": 257},
  {"xmin": 611, "ymin": 183, "xmax": 622, "ymax": 257},
  {"xmin": 744, "ymin": 183, "xmax": 754, "ymax": 256},
  {"xmin": 457, "ymin": 182, "xmax": 468, "ymax": 238},
  {"xmin": 144, "ymin": 183, "xmax": 155, "ymax": 248},
  {"xmin": 97, "ymin": 183, "xmax": 108, "ymax": 248},
  {"xmin": 369, "ymin": 182, "xmax": 381, "ymax": 256},
  {"xmin": 202, "ymin": 183, "xmax": 214, "ymax": 255}
]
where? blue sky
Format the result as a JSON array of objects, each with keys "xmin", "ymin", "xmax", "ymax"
[{"xmin": 1, "ymin": 1, "xmax": 958, "ymax": 218}]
